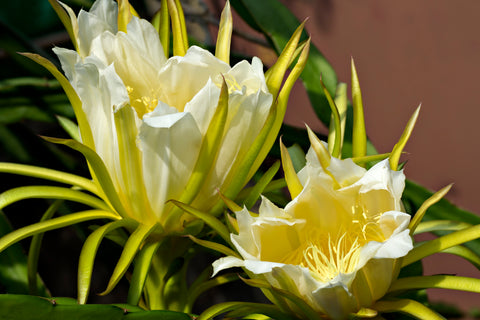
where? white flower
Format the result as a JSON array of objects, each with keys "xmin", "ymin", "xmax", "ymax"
[
  {"xmin": 52, "ymin": 0, "xmax": 273, "ymax": 232},
  {"xmin": 213, "ymin": 150, "xmax": 413, "ymax": 319}
]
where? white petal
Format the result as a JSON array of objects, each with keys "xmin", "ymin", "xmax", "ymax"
[
  {"xmin": 212, "ymin": 256, "xmax": 246, "ymax": 277},
  {"xmin": 231, "ymin": 209, "xmax": 260, "ymax": 260},
  {"xmin": 310, "ymin": 282, "xmax": 357, "ymax": 319},
  {"xmin": 52, "ymin": 47, "xmax": 81, "ymax": 81},
  {"xmin": 244, "ymin": 260, "xmax": 285, "ymax": 274},
  {"xmin": 233, "ymin": 209, "xmax": 304, "ymax": 263},
  {"xmin": 125, "ymin": 17, "xmax": 166, "ymax": 67},
  {"xmin": 77, "ymin": 0, "xmax": 118, "ymax": 57},
  {"xmin": 258, "ymin": 196, "xmax": 289, "ymax": 219},
  {"xmin": 158, "ymin": 46, "xmax": 229, "ymax": 111},
  {"xmin": 89, "ymin": 31, "xmax": 161, "ymax": 109},
  {"xmin": 375, "ymin": 228, "xmax": 413, "ymax": 259},
  {"xmin": 183, "ymin": 79, "xmax": 220, "ymax": 134},
  {"xmin": 357, "ymin": 211, "xmax": 412, "ymax": 267},
  {"xmin": 139, "ymin": 109, "xmax": 202, "ymax": 221},
  {"xmin": 328, "ymin": 157, "xmax": 366, "ymax": 187}
]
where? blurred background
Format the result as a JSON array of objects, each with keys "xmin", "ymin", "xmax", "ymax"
[{"xmin": 1, "ymin": 0, "xmax": 479, "ymax": 317}]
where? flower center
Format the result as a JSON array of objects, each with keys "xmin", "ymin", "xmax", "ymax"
[
  {"xmin": 282, "ymin": 210, "xmax": 386, "ymax": 282},
  {"xmin": 126, "ymin": 86, "xmax": 159, "ymax": 116},
  {"xmin": 300, "ymin": 234, "xmax": 361, "ymax": 282}
]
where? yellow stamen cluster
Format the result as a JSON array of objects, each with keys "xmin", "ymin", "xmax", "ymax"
[
  {"xmin": 301, "ymin": 234, "xmax": 361, "ymax": 282},
  {"xmin": 282, "ymin": 208, "xmax": 386, "ymax": 282},
  {"xmin": 126, "ymin": 86, "xmax": 159, "ymax": 116}
]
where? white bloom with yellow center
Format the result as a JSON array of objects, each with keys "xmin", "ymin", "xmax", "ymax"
[
  {"xmin": 53, "ymin": 0, "xmax": 272, "ymax": 230},
  {"xmin": 213, "ymin": 150, "xmax": 413, "ymax": 319}
]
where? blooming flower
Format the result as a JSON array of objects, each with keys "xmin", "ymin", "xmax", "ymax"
[
  {"xmin": 48, "ymin": 0, "xmax": 303, "ymax": 233},
  {"xmin": 213, "ymin": 135, "xmax": 413, "ymax": 319}
]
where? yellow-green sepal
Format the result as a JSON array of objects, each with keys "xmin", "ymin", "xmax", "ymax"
[
  {"xmin": 280, "ymin": 139, "xmax": 303, "ymax": 199},
  {"xmin": 117, "ymin": 0, "xmax": 133, "ymax": 33},
  {"xmin": 243, "ymin": 160, "xmax": 280, "ymax": 209},
  {"xmin": 351, "ymin": 58, "xmax": 367, "ymax": 159},
  {"xmin": 78, "ymin": 219, "xmax": 133, "ymax": 304},
  {"xmin": 215, "ymin": 1, "xmax": 232, "ymax": 64},
  {"xmin": 402, "ymin": 224, "xmax": 480, "ymax": 267},
  {"xmin": 0, "ymin": 210, "xmax": 119, "ymax": 253},
  {"xmin": 327, "ymin": 83, "xmax": 347, "ymax": 157},
  {"xmin": 187, "ymin": 235, "xmax": 239, "ymax": 258},
  {"xmin": 373, "ymin": 299, "xmax": 445, "ymax": 320},
  {"xmin": 48, "ymin": 0, "xmax": 78, "ymax": 51},
  {"xmin": 100, "ymin": 223, "xmax": 157, "ymax": 296},
  {"xmin": 163, "ymin": 78, "xmax": 229, "ymax": 230},
  {"xmin": 0, "ymin": 186, "xmax": 111, "ymax": 212},
  {"xmin": 389, "ymin": 105, "xmax": 421, "ymax": 171},
  {"xmin": 389, "ymin": 275, "xmax": 480, "ymax": 294},
  {"xmin": 319, "ymin": 78, "xmax": 342, "ymax": 158},
  {"xmin": 409, "ymin": 184, "xmax": 453, "ymax": 235},
  {"xmin": 177, "ymin": 78, "xmax": 228, "ymax": 204},
  {"xmin": 41, "ymin": 136, "xmax": 127, "ymax": 219},
  {"xmin": 0, "ymin": 162, "xmax": 99, "ymax": 196},
  {"xmin": 246, "ymin": 38, "xmax": 310, "ymax": 185},
  {"xmin": 413, "ymin": 220, "xmax": 472, "ymax": 235},
  {"xmin": 169, "ymin": 200, "xmax": 230, "ymax": 244},
  {"xmin": 152, "ymin": 0, "xmax": 170, "ymax": 59},
  {"xmin": 442, "ymin": 245, "xmax": 480, "ymax": 269},
  {"xmin": 19, "ymin": 53, "xmax": 94, "ymax": 149},
  {"xmin": 351, "ymin": 153, "xmax": 391, "ymax": 165},
  {"xmin": 127, "ymin": 240, "xmax": 162, "ymax": 305},
  {"xmin": 265, "ymin": 21, "xmax": 305, "ymax": 99},
  {"xmin": 167, "ymin": 0, "xmax": 188, "ymax": 56},
  {"xmin": 114, "ymin": 106, "xmax": 154, "ymax": 224},
  {"xmin": 306, "ymin": 125, "xmax": 331, "ymax": 170}
]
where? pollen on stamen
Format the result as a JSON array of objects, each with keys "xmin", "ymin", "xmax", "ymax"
[
  {"xmin": 301, "ymin": 234, "xmax": 362, "ymax": 282},
  {"xmin": 126, "ymin": 86, "xmax": 159, "ymax": 115}
]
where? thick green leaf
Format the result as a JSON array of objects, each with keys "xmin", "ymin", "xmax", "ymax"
[
  {"xmin": 232, "ymin": 0, "xmax": 337, "ymax": 125},
  {"xmin": 0, "ymin": 294, "xmax": 192, "ymax": 320}
]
